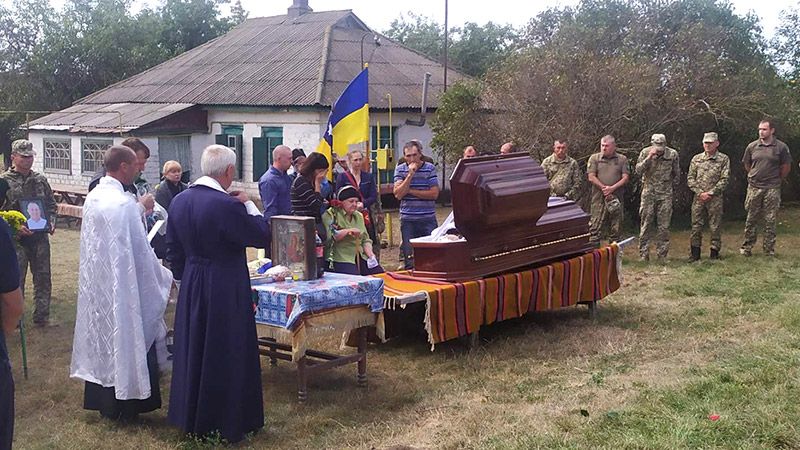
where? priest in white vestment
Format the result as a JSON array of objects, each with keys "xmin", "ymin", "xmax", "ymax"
[{"xmin": 70, "ymin": 145, "xmax": 172, "ymax": 420}]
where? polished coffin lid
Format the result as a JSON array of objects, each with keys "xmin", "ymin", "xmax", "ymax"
[{"xmin": 410, "ymin": 153, "xmax": 592, "ymax": 281}]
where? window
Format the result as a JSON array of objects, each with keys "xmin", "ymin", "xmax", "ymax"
[
  {"xmin": 81, "ymin": 139, "xmax": 112, "ymax": 175},
  {"xmin": 251, "ymin": 127, "xmax": 283, "ymax": 181},
  {"xmin": 370, "ymin": 126, "xmax": 397, "ymax": 152},
  {"xmin": 158, "ymin": 136, "xmax": 192, "ymax": 176},
  {"xmin": 370, "ymin": 126, "xmax": 397, "ymax": 185},
  {"xmin": 43, "ymin": 139, "xmax": 71, "ymax": 174},
  {"xmin": 215, "ymin": 125, "xmax": 244, "ymax": 179}
]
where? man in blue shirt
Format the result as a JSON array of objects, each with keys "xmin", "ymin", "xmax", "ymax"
[
  {"xmin": 258, "ymin": 145, "xmax": 293, "ymax": 256},
  {"xmin": 393, "ymin": 141, "xmax": 440, "ymax": 269},
  {"xmin": 1, "ymin": 218, "xmax": 24, "ymax": 449}
]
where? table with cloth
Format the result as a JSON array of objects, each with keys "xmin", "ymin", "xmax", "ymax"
[
  {"xmin": 375, "ymin": 244, "xmax": 621, "ymax": 347},
  {"xmin": 251, "ymin": 272, "xmax": 384, "ymax": 401}
]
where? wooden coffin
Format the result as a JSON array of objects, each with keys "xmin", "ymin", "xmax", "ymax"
[{"xmin": 411, "ymin": 153, "xmax": 593, "ymax": 281}]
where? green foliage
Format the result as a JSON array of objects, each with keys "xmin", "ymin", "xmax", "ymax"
[
  {"xmin": 383, "ymin": 13, "xmax": 521, "ymax": 77},
  {"xmin": 432, "ymin": 0, "xmax": 798, "ymax": 215},
  {"xmin": 0, "ymin": 0, "xmax": 245, "ymax": 155},
  {"xmin": 429, "ymin": 81, "xmax": 499, "ymax": 163}
]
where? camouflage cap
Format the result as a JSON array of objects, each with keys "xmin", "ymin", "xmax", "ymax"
[
  {"xmin": 11, "ymin": 139, "xmax": 35, "ymax": 156},
  {"xmin": 702, "ymin": 132, "xmax": 718, "ymax": 143},
  {"xmin": 650, "ymin": 134, "xmax": 667, "ymax": 146}
]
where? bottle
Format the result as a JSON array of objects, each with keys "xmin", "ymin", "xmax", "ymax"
[{"xmin": 315, "ymin": 232, "xmax": 325, "ymax": 278}]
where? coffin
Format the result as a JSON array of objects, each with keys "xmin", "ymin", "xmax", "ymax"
[{"xmin": 410, "ymin": 153, "xmax": 593, "ymax": 281}]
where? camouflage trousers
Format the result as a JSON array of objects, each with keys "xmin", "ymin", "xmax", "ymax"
[
  {"xmin": 15, "ymin": 234, "xmax": 52, "ymax": 323},
  {"xmin": 638, "ymin": 194, "xmax": 672, "ymax": 259},
  {"xmin": 690, "ymin": 195, "xmax": 723, "ymax": 251},
  {"xmin": 741, "ymin": 185, "xmax": 781, "ymax": 254},
  {"xmin": 589, "ymin": 194, "xmax": 623, "ymax": 245}
]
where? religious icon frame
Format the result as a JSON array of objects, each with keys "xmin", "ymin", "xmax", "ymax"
[
  {"xmin": 19, "ymin": 197, "xmax": 49, "ymax": 233},
  {"xmin": 270, "ymin": 215, "xmax": 317, "ymax": 281}
]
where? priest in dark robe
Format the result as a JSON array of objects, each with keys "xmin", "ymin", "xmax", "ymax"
[
  {"xmin": 166, "ymin": 144, "xmax": 270, "ymax": 444},
  {"xmin": 70, "ymin": 145, "xmax": 172, "ymax": 421}
]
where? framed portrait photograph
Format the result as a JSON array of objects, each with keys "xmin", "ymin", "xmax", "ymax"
[
  {"xmin": 19, "ymin": 198, "xmax": 49, "ymax": 233},
  {"xmin": 270, "ymin": 215, "xmax": 316, "ymax": 281}
]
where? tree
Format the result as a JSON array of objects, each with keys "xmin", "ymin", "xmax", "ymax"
[
  {"xmin": 160, "ymin": 0, "xmax": 236, "ymax": 53},
  {"xmin": 0, "ymin": 0, "xmax": 249, "ymax": 165},
  {"xmin": 433, "ymin": 0, "xmax": 794, "ymax": 215},
  {"xmin": 383, "ymin": 13, "xmax": 521, "ymax": 78}
]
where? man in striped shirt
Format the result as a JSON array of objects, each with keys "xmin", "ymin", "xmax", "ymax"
[{"xmin": 394, "ymin": 141, "xmax": 439, "ymax": 269}]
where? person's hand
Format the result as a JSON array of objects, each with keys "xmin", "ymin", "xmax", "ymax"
[
  {"xmin": 699, "ymin": 192, "xmax": 712, "ymax": 203},
  {"xmin": 139, "ymin": 194, "xmax": 155, "ymax": 214},
  {"xmin": 230, "ymin": 191, "xmax": 249, "ymax": 204},
  {"xmin": 601, "ymin": 185, "xmax": 613, "ymax": 197},
  {"xmin": 648, "ymin": 148, "xmax": 659, "ymax": 159},
  {"xmin": 315, "ymin": 170, "xmax": 327, "ymax": 183},
  {"xmin": 18, "ymin": 225, "xmax": 33, "ymax": 238},
  {"xmin": 346, "ymin": 228, "xmax": 361, "ymax": 237}
]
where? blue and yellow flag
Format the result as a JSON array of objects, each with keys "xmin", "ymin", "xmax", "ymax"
[{"xmin": 316, "ymin": 67, "xmax": 369, "ymax": 175}]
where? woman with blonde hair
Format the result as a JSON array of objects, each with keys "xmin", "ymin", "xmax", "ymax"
[{"xmin": 155, "ymin": 160, "xmax": 188, "ymax": 211}]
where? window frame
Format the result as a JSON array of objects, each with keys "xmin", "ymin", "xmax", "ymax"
[
  {"xmin": 43, "ymin": 138, "xmax": 72, "ymax": 175},
  {"xmin": 81, "ymin": 138, "xmax": 112, "ymax": 175}
]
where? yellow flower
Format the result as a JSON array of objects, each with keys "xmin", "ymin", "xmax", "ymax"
[{"xmin": 0, "ymin": 210, "xmax": 27, "ymax": 233}]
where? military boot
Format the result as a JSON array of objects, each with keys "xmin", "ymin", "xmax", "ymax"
[
  {"xmin": 710, "ymin": 248, "xmax": 720, "ymax": 260},
  {"xmin": 688, "ymin": 246, "xmax": 701, "ymax": 262}
]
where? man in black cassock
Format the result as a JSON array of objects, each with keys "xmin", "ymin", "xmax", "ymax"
[{"xmin": 166, "ymin": 145, "xmax": 270, "ymax": 444}]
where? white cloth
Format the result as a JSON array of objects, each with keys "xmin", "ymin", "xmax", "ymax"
[
  {"xmin": 70, "ymin": 176, "xmax": 173, "ymax": 400},
  {"xmin": 192, "ymin": 176, "xmax": 262, "ymax": 217}
]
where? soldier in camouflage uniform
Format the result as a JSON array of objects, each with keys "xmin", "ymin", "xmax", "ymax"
[
  {"xmin": 687, "ymin": 132, "xmax": 729, "ymax": 261},
  {"xmin": 635, "ymin": 134, "xmax": 680, "ymax": 262},
  {"xmin": 1, "ymin": 140, "xmax": 57, "ymax": 326},
  {"xmin": 740, "ymin": 120, "xmax": 792, "ymax": 257},
  {"xmin": 587, "ymin": 135, "xmax": 629, "ymax": 245},
  {"xmin": 541, "ymin": 139, "xmax": 583, "ymax": 203}
]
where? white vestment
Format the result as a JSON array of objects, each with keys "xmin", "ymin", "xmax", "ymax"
[{"xmin": 70, "ymin": 176, "xmax": 172, "ymax": 400}]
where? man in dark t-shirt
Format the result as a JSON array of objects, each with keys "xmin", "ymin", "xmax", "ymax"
[{"xmin": 1, "ymin": 217, "xmax": 24, "ymax": 449}]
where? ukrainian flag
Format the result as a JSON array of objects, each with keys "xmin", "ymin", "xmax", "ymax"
[{"xmin": 316, "ymin": 67, "xmax": 369, "ymax": 174}]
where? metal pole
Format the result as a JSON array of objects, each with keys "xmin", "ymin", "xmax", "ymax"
[
  {"xmin": 441, "ymin": 0, "xmax": 449, "ymax": 205},
  {"xmin": 19, "ymin": 314, "xmax": 28, "ymax": 379}
]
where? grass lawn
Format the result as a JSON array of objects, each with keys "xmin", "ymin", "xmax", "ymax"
[{"xmin": 8, "ymin": 206, "xmax": 800, "ymax": 449}]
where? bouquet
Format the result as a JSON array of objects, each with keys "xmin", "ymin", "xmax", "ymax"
[{"xmin": 0, "ymin": 210, "xmax": 27, "ymax": 235}]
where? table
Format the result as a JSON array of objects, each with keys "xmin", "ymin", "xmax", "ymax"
[
  {"xmin": 252, "ymin": 272, "xmax": 384, "ymax": 402},
  {"xmin": 50, "ymin": 184, "xmax": 88, "ymax": 227}
]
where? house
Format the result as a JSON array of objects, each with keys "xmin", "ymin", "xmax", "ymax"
[{"xmin": 26, "ymin": 0, "xmax": 463, "ymax": 196}]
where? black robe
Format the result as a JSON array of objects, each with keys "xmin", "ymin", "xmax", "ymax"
[{"xmin": 165, "ymin": 184, "xmax": 270, "ymax": 443}]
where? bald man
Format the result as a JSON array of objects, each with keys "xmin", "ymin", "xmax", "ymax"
[
  {"xmin": 500, "ymin": 142, "xmax": 516, "ymax": 154},
  {"xmin": 463, "ymin": 146, "xmax": 477, "ymax": 159},
  {"xmin": 258, "ymin": 145, "xmax": 293, "ymax": 256}
]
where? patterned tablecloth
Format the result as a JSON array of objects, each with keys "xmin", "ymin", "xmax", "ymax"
[
  {"xmin": 252, "ymin": 272, "xmax": 384, "ymax": 361},
  {"xmin": 253, "ymin": 272, "xmax": 384, "ymax": 330}
]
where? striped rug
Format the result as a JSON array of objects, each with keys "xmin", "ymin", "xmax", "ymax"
[{"xmin": 376, "ymin": 244, "xmax": 620, "ymax": 345}]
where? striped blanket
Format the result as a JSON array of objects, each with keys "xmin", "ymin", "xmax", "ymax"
[{"xmin": 376, "ymin": 244, "xmax": 620, "ymax": 345}]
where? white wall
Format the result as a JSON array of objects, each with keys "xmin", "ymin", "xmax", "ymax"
[
  {"xmin": 26, "ymin": 132, "xmax": 160, "ymax": 189},
  {"xmin": 26, "ymin": 109, "xmax": 445, "ymax": 196}
]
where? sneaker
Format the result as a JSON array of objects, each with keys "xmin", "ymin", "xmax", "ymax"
[{"xmin": 739, "ymin": 248, "xmax": 751, "ymax": 257}]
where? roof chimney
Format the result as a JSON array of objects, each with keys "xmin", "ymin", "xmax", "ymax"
[{"xmin": 288, "ymin": 0, "xmax": 312, "ymax": 18}]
